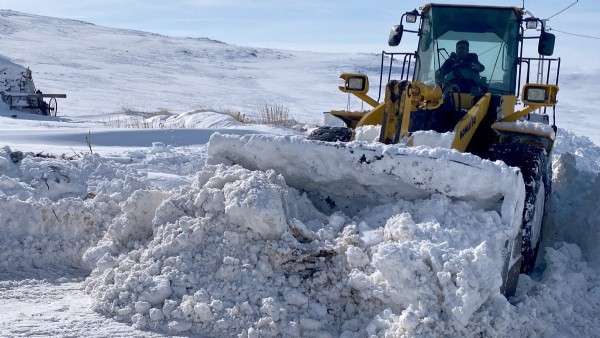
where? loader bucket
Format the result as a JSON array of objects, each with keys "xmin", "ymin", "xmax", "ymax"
[{"xmin": 206, "ymin": 133, "xmax": 525, "ymax": 231}]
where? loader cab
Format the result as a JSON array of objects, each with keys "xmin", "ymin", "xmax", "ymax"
[
  {"xmin": 414, "ymin": 4, "xmax": 522, "ymax": 95},
  {"xmin": 388, "ymin": 4, "xmax": 557, "ymax": 96},
  {"xmin": 380, "ymin": 3, "xmax": 560, "ymax": 152}
]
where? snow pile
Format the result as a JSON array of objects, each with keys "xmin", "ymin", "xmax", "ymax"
[
  {"xmin": 83, "ymin": 160, "xmax": 520, "ymax": 336},
  {"xmin": 0, "ymin": 54, "xmax": 40, "ymax": 111},
  {"xmin": 146, "ymin": 109, "xmax": 245, "ymax": 129},
  {"xmin": 493, "ymin": 120, "xmax": 556, "ymax": 138},
  {"xmin": 371, "ymin": 241, "xmax": 600, "ymax": 337},
  {"xmin": 115, "ymin": 143, "xmax": 205, "ymax": 192},
  {"xmin": 508, "ymin": 243, "xmax": 600, "ymax": 337},
  {"xmin": 84, "ymin": 164, "xmax": 346, "ymax": 335},
  {"xmin": 0, "ymin": 54, "xmax": 27, "ymax": 93},
  {"xmin": 0, "ymin": 146, "xmax": 149, "ymax": 270},
  {"xmin": 206, "ymin": 133, "xmax": 525, "ymax": 226},
  {"xmin": 347, "ymin": 196, "xmax": 510, "ymax": 336},
  {"xmin": 354, "ymin": 125, "xmax": 381, "ymax": 142},
  {"xmin": 409, "ymin": 130, "xmax": 455, "ymax": 148},
  {"xmin": 554, "ymin": 128, "xmax": 600, "ymax": 167},
  {"xmin": 547, "ymin": 153, "xmax": 600, "ymax": 264}
]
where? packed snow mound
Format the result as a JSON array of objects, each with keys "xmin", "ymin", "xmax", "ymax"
[
  {"xmin": 545, "ymin": 130, "xmax": 600, "ymax": 267},
  {"xmin": 553, "ymin": 128, "xmax": 600, "ymax": 170},
  {"xmin": 146, "ymin": 109, "xmax": 244, "ymax": 129},
  {"xmin": 206, "ymin": 133, "xmax": 525, "ymax": 228},
  {"xmin": 545, "ymin": 153, "xmax": 600, "ymax": 267},
  {"xmin": 0, "ymin": 54, "xmax": 29, "ymax": 94},
  {"xmin": 0, "ymin": 53, "xmax": 25, "ymax": 70},
  {"xmin": 0, "ymin": 146, "xmax": 150, "ymax": 270},
  {"xmin": 83, "ymin": 163, "xmax": 523, "ymax": 337}
]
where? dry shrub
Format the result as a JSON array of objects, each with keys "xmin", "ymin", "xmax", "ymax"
[
  {"xmin": 102, "ymin": 116, "xmax": 185, "ymax": 129},
  {"xmin": 258, "ymin": 104, "xmax": 292, "ymax": 127},
  {"xmin": 121, "ymin": 105, "xmax": 145, "ymax": 116},
  {"xmin": 148, "ymin": 107, "xmax": 173, "ymax": 118},
  {"xmin": 223, "ymin": 109, "xmax": 247, "ymax": 123},
  {"xmin": 121, "ymin": 105, "xmax": 172, "ymax": 118}
]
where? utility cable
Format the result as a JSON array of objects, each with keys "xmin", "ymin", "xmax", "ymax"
[
  {"xmin": 547, "ymin": 0, "xmax": 579, "ymax": 19},
  {"xmin": 551, "ymin": 28, "xmax": 600, "ymax": 40}
]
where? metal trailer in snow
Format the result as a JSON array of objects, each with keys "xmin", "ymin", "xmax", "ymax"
[
  {"xmin": 0, "ymin": 67, "xmax": 66, "ymax": 116},
  {"xmin": 1, "ymin": 91, "xmax": 67, "ymax": 116}
]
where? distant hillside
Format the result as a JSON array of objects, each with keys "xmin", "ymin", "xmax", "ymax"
[
  {"xmin": 0, "ymin": 10, "xmax": 380, "ymax": 123},
  {"xmin": 1, "ymin": 10, "xmax": 597, "ymax": 145}
]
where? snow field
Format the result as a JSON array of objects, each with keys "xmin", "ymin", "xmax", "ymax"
[
  {"xmin": 0, "ymin": 9, "xmax": 599, "ymax": 337},
  {"xmin": 1, "ymin": 125, "xmax": 599, "ymax": 337}
]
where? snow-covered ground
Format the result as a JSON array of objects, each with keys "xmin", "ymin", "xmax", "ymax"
[{"xmin": 0, "ymin": 9, "xmax": 599, "ymax": 338}]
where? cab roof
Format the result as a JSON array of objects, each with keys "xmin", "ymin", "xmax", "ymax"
[{"xmin": 420, "ymin": 3, "xmax": 525, "ymax": 16}]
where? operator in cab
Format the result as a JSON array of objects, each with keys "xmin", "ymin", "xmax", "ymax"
[{"xmin": 436, "ymin": 40, "xmax": 485, "ymax": 92}]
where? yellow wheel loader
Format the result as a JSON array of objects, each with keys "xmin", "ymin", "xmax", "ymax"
[{"xmin": 207, "ymin": 3, "xmax": 560, "ymax": 298}]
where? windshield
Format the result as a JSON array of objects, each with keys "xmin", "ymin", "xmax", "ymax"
[{"xmin": 415, "ymin": 5, "xmax": 520, "ymax": 94}]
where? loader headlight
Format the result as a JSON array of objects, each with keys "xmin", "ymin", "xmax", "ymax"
[
  {"xmin": 406, "ymin": 13, "xmax": 417, "ymax": 23},
  {"xmin": 524, "ymin": 18, "xmax": 538, "ymax": 30},
  {"xmin": 339, "ymin": 73, "xmax": 370, "ymax": 94},
  {"xmin": 404, "ymin": 9, "xmax": 419, "ymax": 23},
  {"xmin": 524, "ymin": 87, "xmax": 547, "ymax": 103},
  {"xmin": 346, "ymin": 76, "xmax": 366, "ymax": 91},
  {"xmin": 522, "ymin": 84, "xmax": 559, "ymax": 106}
]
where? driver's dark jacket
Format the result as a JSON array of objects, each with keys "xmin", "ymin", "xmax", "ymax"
[{"xmin": 437, "ymin": 53, "xmax": 485, "ymax": 79}]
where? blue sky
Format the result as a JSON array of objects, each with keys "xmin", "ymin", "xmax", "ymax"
[{"xmin": 3, "ymin": 0, "xmax": 599, "ymax": 66}]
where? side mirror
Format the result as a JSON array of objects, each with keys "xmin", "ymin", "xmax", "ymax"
[
  {"xmin": 388, "ymin": 25, "xmax": 403, "ymax": 47},
  {"xmin": 538, "ymin": 32, "xmax": 555, "ymax": 56}
]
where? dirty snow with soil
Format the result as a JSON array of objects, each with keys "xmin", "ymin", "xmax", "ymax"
[{"xmin": 0, "ymin": 9, "xmax": 600, "ymax": 338}]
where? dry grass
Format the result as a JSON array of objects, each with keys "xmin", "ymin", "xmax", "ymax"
[
  {"xmin": 108, "ymin": 106, "xmax": 180, "ymax": 129},
  {"xmin": 258, "ymin": 103, "xmax": 293, "ymax": 127},
  {"xmin": 102, "ymin": 116, "xmax": 185, "ymax": 129},
  {"xmin": 107, "ymin": 104, "xmax": 296, "ymax": 129},
  {"xmin": 121, "ymin": 105, "xmax": 173, "ymax": 117},
  {"xmin": 121, "ymin": 105, "xmax": 145, "ymax": 116},
  {"xmin": 223, "ymin": 109, "xmax": 247, "ymax": 123},
  {"xmin": 147, "ymin": 107, "xmax": 173, "ymax": 118}
]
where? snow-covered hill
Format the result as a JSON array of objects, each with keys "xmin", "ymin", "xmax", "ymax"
[
  {"xmin": 0, "ymin": 9, "xmax": 599, "ymax": 338},
  {"xmin": 0, "ymin": 10, "xmax": 383, "ymax": 125},
  {"xmin": 1, "ymin": 9, "xmax": 599, "ymax": 146}
]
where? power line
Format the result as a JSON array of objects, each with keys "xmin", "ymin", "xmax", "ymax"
[
  {"xmin": 541, "ymin": 1, "xmax": 597, "ymax": 41},
  {"xmin": 547, "ymin": 0, "xmax": 579, "ymax": 19},
  {"xmin": 551, "ymin": 28, "xmax": 600, "ymax": 40}
]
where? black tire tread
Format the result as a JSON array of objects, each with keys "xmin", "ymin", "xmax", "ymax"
[
  {"xmin": 307, "ymin": 126, "xmax": 353, "ymax": 142},
  {"xmin": 484, "ymin": 142, "xmax": 550, "ymax": 275}
]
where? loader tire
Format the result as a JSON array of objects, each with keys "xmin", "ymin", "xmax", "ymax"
[
  {"xmin": 484, "ymin": 143, "xmax": 550, "ymax": 275},
  {"xmin": 307, "ymin": 126, "xmax": 353, "ymax": 142}
]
